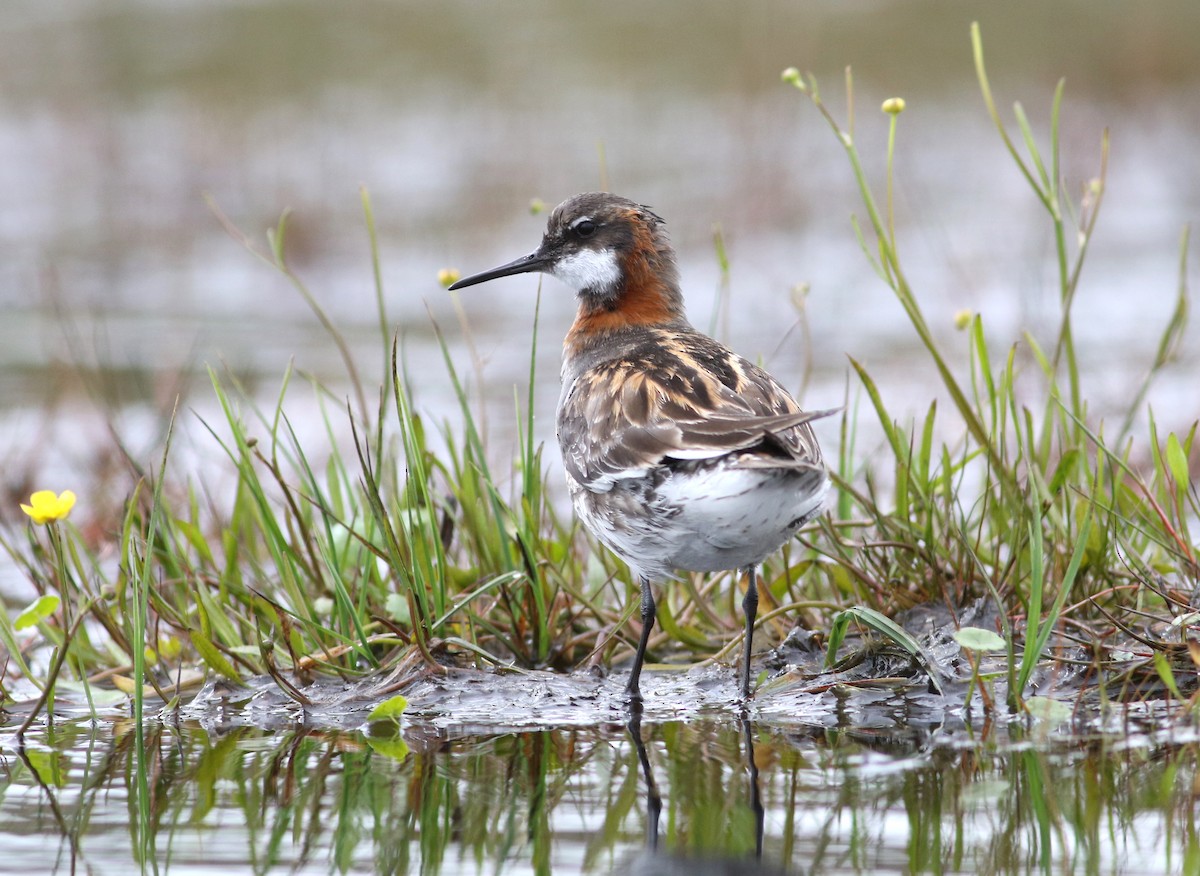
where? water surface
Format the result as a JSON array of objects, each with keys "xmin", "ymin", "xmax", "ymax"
[{"xmin": 2, "ymin": 701, "xmax": 1194, "ymax": 875}]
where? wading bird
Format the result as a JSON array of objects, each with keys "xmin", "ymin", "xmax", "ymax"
[{"xmin": 450, "ymin": 192, "xmax": 830, "ymax": 702}]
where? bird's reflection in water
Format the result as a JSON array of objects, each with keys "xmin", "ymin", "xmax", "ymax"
[
  {"xmin": 617, "ymin": 704, "xmax": 792, "ymax": 876},
  {"xmin": 628, "ymin": 704, "xmax": 664, "ymax": 853}
]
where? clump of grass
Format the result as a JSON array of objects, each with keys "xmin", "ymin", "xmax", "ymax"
[
  {"xmin": 784, "ymin": 22, "xmax": 1197, "ymax": 711},
  {"xmin": 1, "ymin": 192, "xmax": 628, "ymax": 723},
  {"xmin": 1, "ymin": 24, "xmax": 1196, "ymax": 724}
]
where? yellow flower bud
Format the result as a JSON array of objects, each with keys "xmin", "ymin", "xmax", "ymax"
[
  {"xmin": 781, "ymin": 67, "xmax": 807, "ymax": 92},
  {"xmin": 882, "ymin": 97, "xmax": 907, "ymax": 115},
  {"xmin": 437, "ymin": 268, "xmax": 461, "ymax": 288},
  {"xmin": 953, "ymin": 309, "xmax": 973, "ymax": 330}
]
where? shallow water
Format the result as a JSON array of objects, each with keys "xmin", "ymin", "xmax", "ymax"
[
  {"xmin": 3, "ymin": 622, "xmax": 1199, "ymax": 876},
  {"xmin": 2, "ymin": 691, "xmax": 1196, "ymax": 876}
]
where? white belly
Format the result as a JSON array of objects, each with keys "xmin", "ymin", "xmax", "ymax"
[{"xmin": 568, "ymin": 460, "xmax": 829, "ymax": 580}]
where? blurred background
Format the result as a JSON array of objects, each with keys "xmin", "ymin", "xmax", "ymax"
[{"xmin": 2, "ymin": 0, "xmax": 1198, "ymax": 500}]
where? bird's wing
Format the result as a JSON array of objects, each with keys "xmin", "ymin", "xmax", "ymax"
[{"xmin": 558, "ymin": 339, "xmax": 833, "ymax": 492}]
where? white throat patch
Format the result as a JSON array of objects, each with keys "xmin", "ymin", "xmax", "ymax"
[{"xmin": 551, "ymin": 249, "xmax": 621, "ymax": 296}]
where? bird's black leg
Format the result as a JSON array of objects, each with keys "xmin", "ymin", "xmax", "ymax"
[
  {"xmin": 740, "ymin": 565, "xmax": 759, "ymax": 700},
  {"xmin": 626, "ymin": 576, "xmax": 656, "ymax": 702}
]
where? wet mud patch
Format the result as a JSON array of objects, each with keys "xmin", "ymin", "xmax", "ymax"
[{"xmin": 166, "ymin": 595, "xmax": 1195, "ymax": 745}]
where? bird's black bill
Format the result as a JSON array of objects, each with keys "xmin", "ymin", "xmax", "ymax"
[{"xmin": 448, "ymin": 251, "xmax": 548, "ymax": 290}]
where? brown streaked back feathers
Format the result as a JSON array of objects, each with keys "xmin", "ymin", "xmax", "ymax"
[{"xmin": 558, "ymin": 326, "xmax": 829, "ymax": 491}]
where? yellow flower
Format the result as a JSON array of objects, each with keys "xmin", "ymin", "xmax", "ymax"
[
  {"xmin": 953, "ymin": 309, "xmax": 973, "ymax": 330},
  {"xmin": 882, "ymin": 97, "xmax": 907, "ymax": 115},
  {"xmin": 20, "ymin": 490, "xmax": 76, "ymax": 525},
  {"xmin": 437, "ymin": 268, "xmax": 461, "ymax": 288}
]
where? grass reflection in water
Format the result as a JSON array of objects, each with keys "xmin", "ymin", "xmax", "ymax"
[{"xmin": 1, "ymin": 714, "xmax": 1195, "ymax": 875}]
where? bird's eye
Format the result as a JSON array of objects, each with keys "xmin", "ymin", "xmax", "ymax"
[{"xmin": 572, "ymin": 219, "xmax": 597, "ymax": 238}]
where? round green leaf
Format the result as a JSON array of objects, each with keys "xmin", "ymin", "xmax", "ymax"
[
  {"xmin": 1024, "ymin": 696, "xmax": 1072, "ymax": 724},
  {"xmin": 953, "ymin": 626, "xmax": 1006, "ymax": 652},
  {"xmin": 368, "ymin": 694, "xmax": 409, "ymax": 722},
  {"xmin": 15, "ymin": 595, "xmax": 61, "ymax": 631}
]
